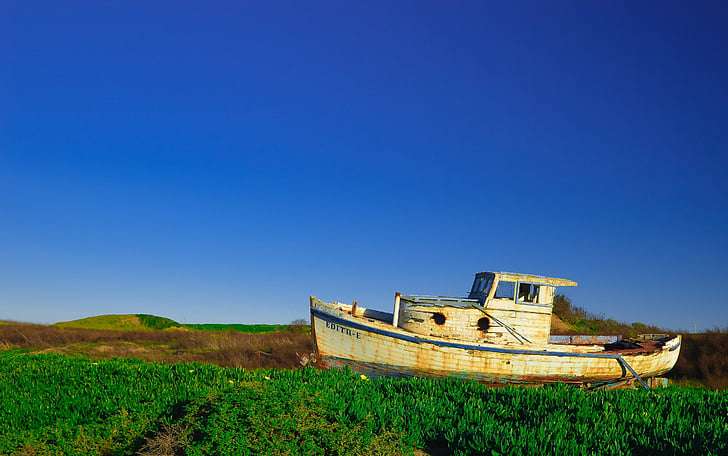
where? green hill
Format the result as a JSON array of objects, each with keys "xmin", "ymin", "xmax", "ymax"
[{"xmin": 54, "ymin": 314, "xmax": 180, "ymax": 331}]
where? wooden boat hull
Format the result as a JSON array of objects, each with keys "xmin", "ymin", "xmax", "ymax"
[{"xmin": 310, "ymin": 298, "xmax": 681, "ymax": 386}]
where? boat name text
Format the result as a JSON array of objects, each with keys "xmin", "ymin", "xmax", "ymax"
[{"xmin": 326, "ymin": 321, "xmax": 361, "ymax": 339}]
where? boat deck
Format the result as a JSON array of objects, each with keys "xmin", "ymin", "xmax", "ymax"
[{"xmin": 347, "ymin": 302, "xmax": 672, "ymax": 356}]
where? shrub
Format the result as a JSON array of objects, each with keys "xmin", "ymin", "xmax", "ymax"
[{"xmin": 552, "ymin": 295, "xmax": 663, "ymax": 337}]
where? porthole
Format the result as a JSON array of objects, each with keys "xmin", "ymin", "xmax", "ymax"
[
  {"xmin": 477, "ymin": 317, "xmax": 490, "ymax": 331},
  {"xmin": 431, "ymin": 313, "xmax": 446, "ymax": 325}
]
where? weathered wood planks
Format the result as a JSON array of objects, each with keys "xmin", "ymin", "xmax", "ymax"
[{"xmin": 310, "ymin": 297, "xmax": 681, "ymax": 385}]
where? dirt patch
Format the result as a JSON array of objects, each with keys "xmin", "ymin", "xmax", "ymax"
[{"xmin": 138, "ymin": 424, "xmax": 189, "ymax": 456}]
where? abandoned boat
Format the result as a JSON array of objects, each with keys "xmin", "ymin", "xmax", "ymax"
[{"xmin": 310, "ymin": 271, "xmax": 681, "ymax": 388}]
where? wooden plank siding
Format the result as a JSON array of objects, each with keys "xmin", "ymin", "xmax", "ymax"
[
  {"xmin": 398, "ymin": 293, "xmax": 554, "ymax": 345},
  {"xmin": 311, "ymin": 297, "xmax": 681, "ymax": 385}
]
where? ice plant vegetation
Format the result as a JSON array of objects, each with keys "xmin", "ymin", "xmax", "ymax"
[{"xmin": 0, "ymin": 351, "xmax": 726, "ymax": 455}]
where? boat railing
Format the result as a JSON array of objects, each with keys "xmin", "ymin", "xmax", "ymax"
[
  {"xmin": 634, "ymin": 333, "xmax": 672, "ymax": 341},
  {"xmin": 402, "ymin": 295, "xmax": 479, "ymax": 306},
  {"xmin": 549, "ymin": 335, "xmax": 622, "ymax": 345}
]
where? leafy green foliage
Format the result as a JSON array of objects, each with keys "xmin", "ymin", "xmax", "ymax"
[{"xmin": 1, "ymin": 352, "xmax": 726, "ymax": 455}]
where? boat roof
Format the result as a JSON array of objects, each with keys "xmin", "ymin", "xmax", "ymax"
[{"xmin": 478, "ymin": 271, "xmax": 578, "ymax": 287}]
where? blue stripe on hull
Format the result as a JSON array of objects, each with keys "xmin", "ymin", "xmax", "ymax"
[{"xmin": 313, "ymin": 308, "xmax": 617, "ymax": 359}]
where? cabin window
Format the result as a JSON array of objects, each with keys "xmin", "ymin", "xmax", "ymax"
[
  {"xmin": 494, "ymin": 281, "xmax": 515, "ymax": 300},
  {"xmin": 431, "ymin": 313, "xmax": 446, "ymax": 325},
  {"xmin": 517, "ymin": 283, "xmax": 540, "ymax": 303},
  {"xmin": 469, "ymin": 273, "xmax": 494, "ymax": 299}
]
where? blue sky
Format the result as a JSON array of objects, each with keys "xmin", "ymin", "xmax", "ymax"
[{"xmin": 1, "ymin": 1, "xmax": 727, "ymax": 330}]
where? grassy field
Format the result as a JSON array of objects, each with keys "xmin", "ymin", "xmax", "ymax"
[
  {"xmin": 0, "ymin": 322, "xmax": 312, "ymax": 368},
  {"xmin": 1, "ymin": 351, "xmax": 726, "ymax": 456},
  {"xmin": 2, "ymin": 316, "xmax": 727, "ymax": 388},
  {"xmin": 53, "ymin": 314, "xmax": 308, "ymax": 334},
  {"xmin": 1, "ymin": 310, "xmax": 727, "ymax": 454},
  {"xmin": 183, "ymin": 323, "xmax": 307, "ymax": 333}
]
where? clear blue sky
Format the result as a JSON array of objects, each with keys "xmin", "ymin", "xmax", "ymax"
[{"xmin": 2, "ymin": 1, "xmax": 726, "ymax": 330}]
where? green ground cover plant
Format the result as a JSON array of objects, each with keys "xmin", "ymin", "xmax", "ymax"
[{"xmin": 1, "ymin": 352, "xmax": 726, "ymax": 455}]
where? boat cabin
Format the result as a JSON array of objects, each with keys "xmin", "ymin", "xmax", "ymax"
[{"xmin": 394, "ymin": 271, "xmax": 577, "ymax": 345}]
